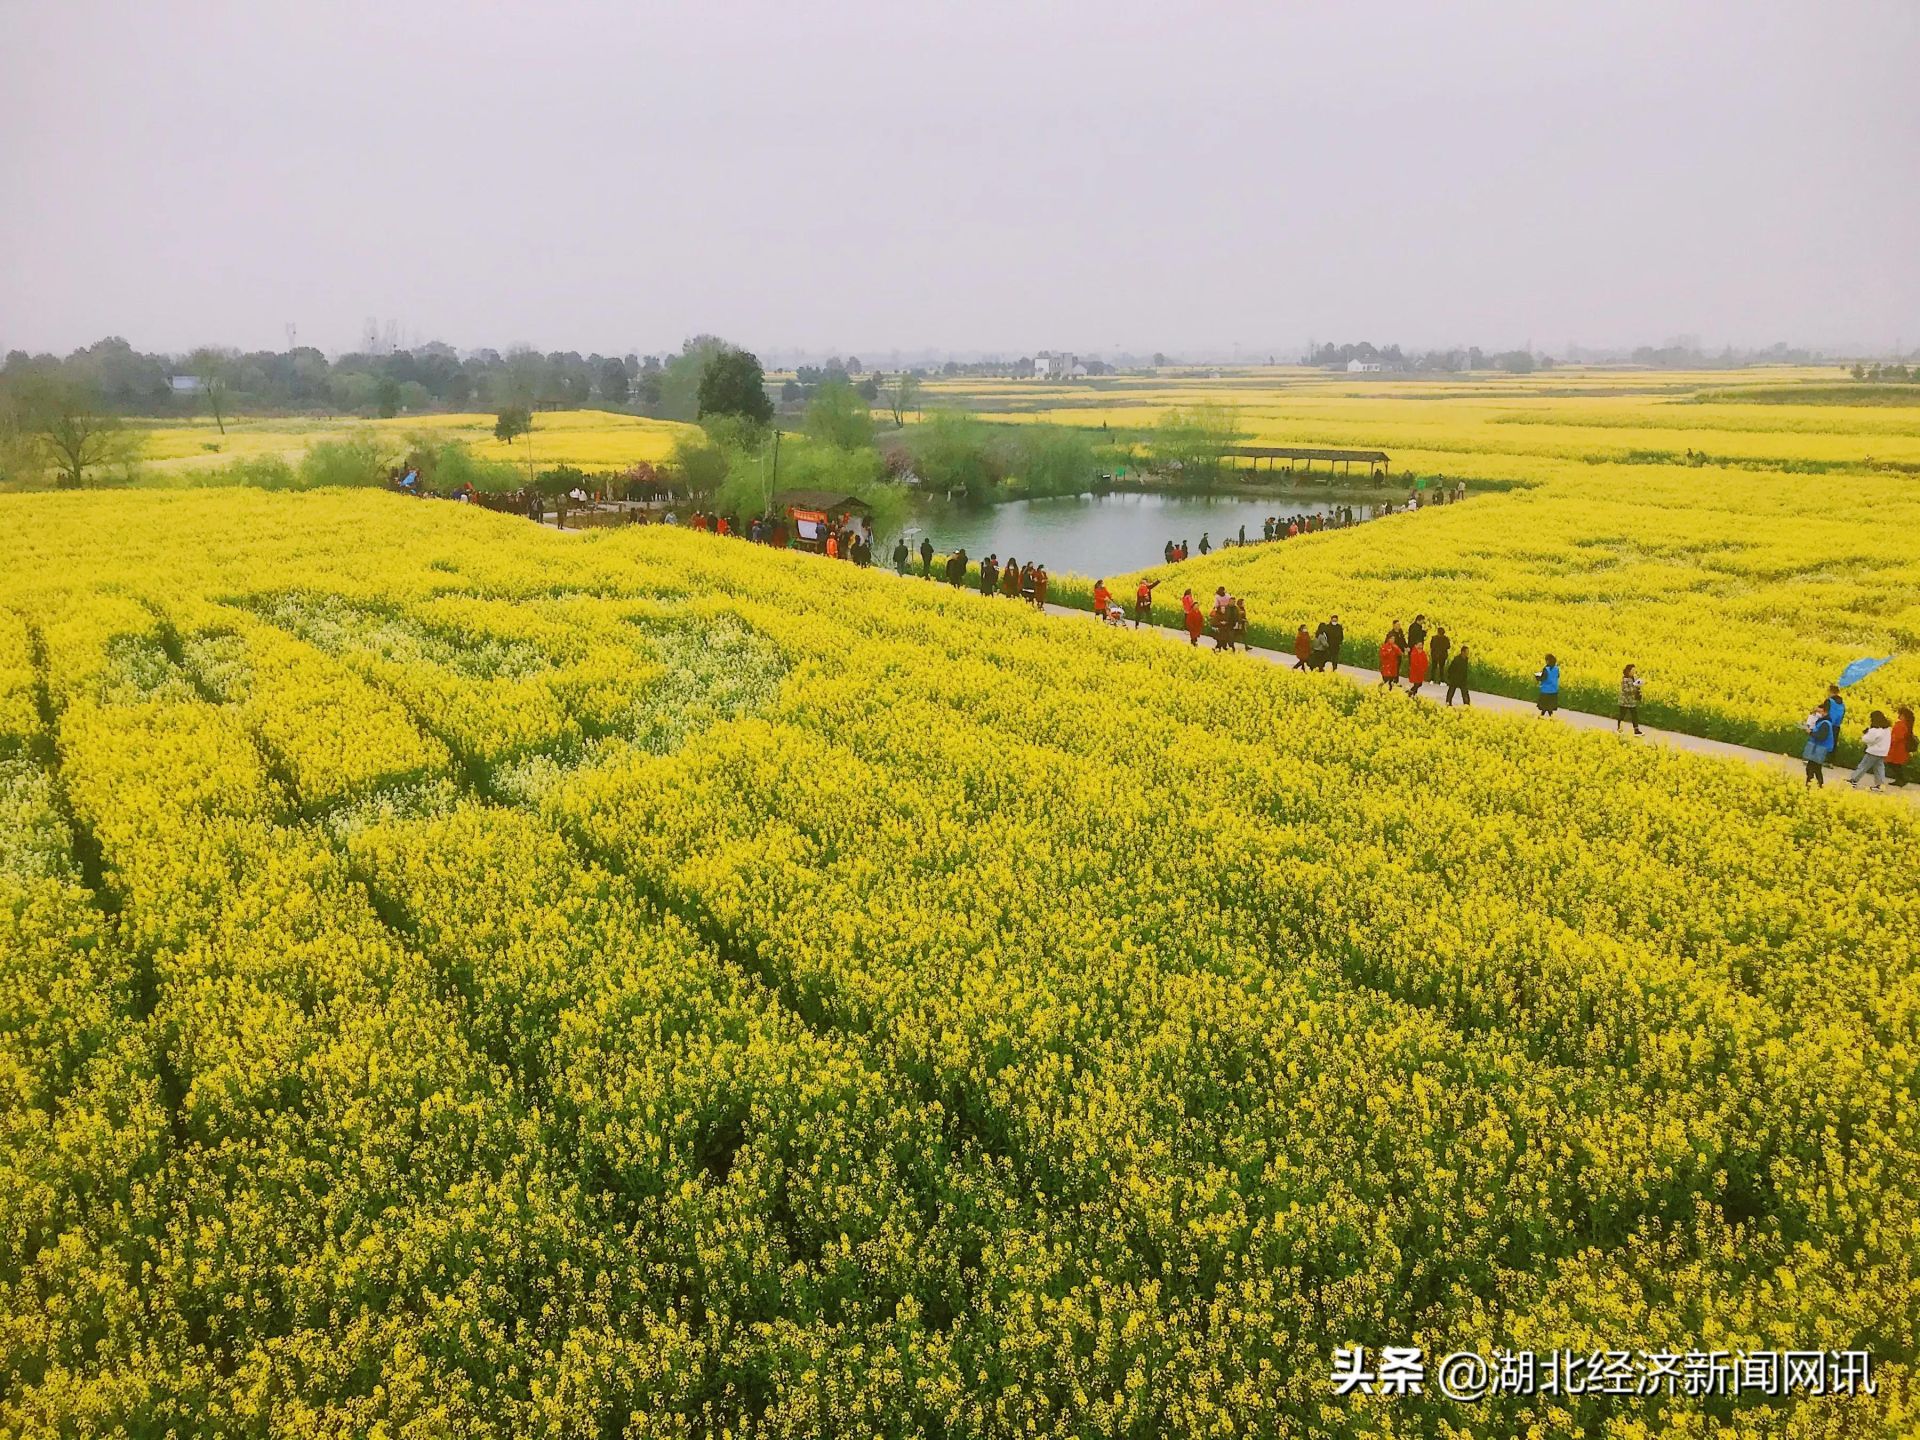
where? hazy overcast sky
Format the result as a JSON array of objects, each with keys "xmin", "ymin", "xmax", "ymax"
[{"xmin": 4, "ymin": 1, "xmax": 1916, "ymax": 358}]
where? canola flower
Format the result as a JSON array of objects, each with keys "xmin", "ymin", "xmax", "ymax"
[{"xmin": 0, "ymin": 488, "xmax": 1916, "ymax": 1438}]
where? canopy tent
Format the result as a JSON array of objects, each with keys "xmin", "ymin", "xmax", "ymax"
[
  {"xmin": 773, "ymin": 489, "xmax": 872, "ymax": 514},
  {"xmin": 776, "ymin": 491, "xmax": 872, "ymax": 551},
  {"xmin": 1223, "ymin": 446, "xmax": 1391, "ymax": 476}
]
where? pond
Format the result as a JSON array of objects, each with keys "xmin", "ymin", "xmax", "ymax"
[{"xmin": 888, "ymin": 491, "xmax": 1354, "ymax": 578}]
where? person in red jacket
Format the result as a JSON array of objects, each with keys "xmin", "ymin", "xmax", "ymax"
[
  {"xmin": 1379, "ymin": 634, "xmax": 1403, "ymax": 688},
  {"xmin": 1406, "ymin": 640, "xmax": 1429, "ymax": 696},
  {"xmin": 1134, "ymin": 578, "xmax": 1158, "ymax": 628},
  {"xmin": 1292, "ymin": 624, "xmax": 1312, "ymax": 670},
  {"xmin": 1181, "ymin": 589, "xmax": 1204, "ymax": 646},
  {"xmin": 1889, "ymin": 704, "xmax": 1914, "ymax": 787}
]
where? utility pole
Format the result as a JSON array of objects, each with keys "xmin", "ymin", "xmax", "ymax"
[{"xmin": 764, "ymin": 428, "xmax": 781, "ymax": 516}]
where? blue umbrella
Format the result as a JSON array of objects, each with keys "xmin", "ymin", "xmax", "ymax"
[{"xmin": 1836, "ymin": 656, "xmax": 1893, "ymax": 689}]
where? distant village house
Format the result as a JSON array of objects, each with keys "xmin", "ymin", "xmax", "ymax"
[{"xmin": 1032, "ymin": 351, "xmax": 1089, "ymax": 380}]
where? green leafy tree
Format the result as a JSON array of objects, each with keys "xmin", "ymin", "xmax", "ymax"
[
  {"xmin": 699, "ymin": 411, "xmax": 769, "ymax": 456},
  {"xmin": 804, "ymin": 378, "xmax": 875, "ymax": 451},
  {"xmin": 188, "ymin": 347, "xmax": 235, "ymax": 433},
  {"xmin": 658, "ymin": 336, "xmax": 728, "ymax": 420},
  {"xmin": 722, "ymin": 436, "xmax": 903, "ymax": 534},
  {"xmin": 536, "ymin": 464, "xmax": 590, "ymax": 497},
  {"xmin": 914, "ymin": 411, "xmax": 1001, "ymax": 503},
  {"xmin": 374, "ymin": 373, "xmax": 403, "ymax": 418},
  {"xmin": 632, "ymin": 355, "xmax": 665, "ymax": 408},
  {"xmin": 1152, "ymin": 403, "xmax": 1244, "ymax": 486},
  {"xmin": 495, "ymin": 405, "xmax": 533, "ymax": 482},
  {"xmin": 297, "ymin": 433, "xmax": 394, "ymax": 488},
  {"xmin": 598, "ymin": 356, "xmax": 630, "ymax": 405},
  {"xmin": 405, "ymin": 434, "xmax": 522, "ymax": 493},
  {"xmin": 671, "ymin": 431, "xmax": 732, "ymax": 495},
  {"xmin": 328, "ymin": 371, "xmax": 378, "ymax": 414},
  {"xmin": 1013, "ymin": 424, "xmax": 1097, "ymax": 497},
  {"xmin": 697, "ymin": 347, "xmax": 774, "ymax": 426},
  {"xmin": 494, "ymin": 405, "xmax": 532, "ymax": 445}
]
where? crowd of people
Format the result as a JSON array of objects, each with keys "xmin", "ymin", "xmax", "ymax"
[
  {"xmin": 391, "ymin": 466, "xmax": 498, "ymax": 507},
  {"xmin": 1234, "ymin": 600, "xmax": 1900, "ymax": 772},
  {"xmin": 1802, "ymin": 689, "xmax": 1913, "ymax": 792},
  {"xmin": 658, "ymin": 507, "xmax": 881, "ymax": 561},
  {"xmin": 1285, "ymin": 611, "xmax": 1478, "ymax": 709},
  {"xmin": 933, "ymin": 546, "xmax": 1052, "ymax": 604}
]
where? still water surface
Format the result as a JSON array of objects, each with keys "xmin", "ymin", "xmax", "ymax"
[{"xmin": 891, "ymin": 492, "xmax": 1350, "ymax": 577}]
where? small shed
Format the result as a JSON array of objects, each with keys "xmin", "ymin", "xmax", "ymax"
[{"xmin": 775, "ymin": 489, "xmax": 871, "ymax": 551}]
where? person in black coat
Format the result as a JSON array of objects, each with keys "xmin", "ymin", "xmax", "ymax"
[
  {"xmin": 1445, "ymin": 646, "xmax": 1472, "ymax": 706},
  {"xmin": 1429, "ymin": 626, "xmax": 1451, "ymax": 683},
  {"xmin": 1325, "ymin": 615, "xmax": 1345, "ymax": 669}
]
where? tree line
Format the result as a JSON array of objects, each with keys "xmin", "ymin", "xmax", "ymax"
[
  {"xmin": 1303, "ymin": 341, "xmax": 1549, "ymax": 373},
  {"xmin": 3, "ymin": 330, "xmax": 1280, "ymax": 501},
  {"xmin": 0, "ymin": 334, "xmax": 809, "ymax": 424}
]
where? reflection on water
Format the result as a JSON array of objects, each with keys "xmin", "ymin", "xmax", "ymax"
[{"xmin": 890, "ymin": 492, "xmax": 1351, "ymax": 577}]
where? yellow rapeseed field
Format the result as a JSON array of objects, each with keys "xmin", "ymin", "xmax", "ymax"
[
  {"xmin": 127, "ymin": 408, "xmax": 696, "ymax": 479},
  {"xmin": 2, "ymin": 489, "xmax": 1915, "ymax": 1437}
]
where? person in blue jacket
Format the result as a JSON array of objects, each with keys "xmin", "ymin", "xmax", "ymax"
[
  {"xmin": 1823, "ymin": 683, "xmax": 1846, "ymax": 763},
  {"xmin": 1803, "ymin": 702, "xmax": 1836, "ymax": 786},
  {"xmin": 1535, "ymin": 654, "xmax": 1561, "ymax": 716}
]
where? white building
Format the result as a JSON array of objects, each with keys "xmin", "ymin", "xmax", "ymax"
[
  {"xmin": 1033, "ymin": 351, "xmax": 1088, "ymax": 381},
  {"xmin": 1346, "ymin": 359, "xmax": 1383, "ymax": 374},
  {"xmin": 169, "ymin": 374, "xmax": 204, "ymax": 393}
]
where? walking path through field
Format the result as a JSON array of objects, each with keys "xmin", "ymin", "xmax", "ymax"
[{"xmin": 1041, "ymin": 603, "xmax": 1914, "ymax": 801}]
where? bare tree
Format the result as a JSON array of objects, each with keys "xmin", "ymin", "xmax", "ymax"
[
  {"xmin": 27, "ymin": 380, "xmax": 140, "ymax": 488},
  {"xmin": 887, "ymin": 372, "xmax": 922, "ymax": 428}
]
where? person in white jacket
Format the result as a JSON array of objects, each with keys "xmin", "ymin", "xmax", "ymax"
[{"xmin": 1851, "ymin": 711, "xmax": 1893, "ymax": 791}]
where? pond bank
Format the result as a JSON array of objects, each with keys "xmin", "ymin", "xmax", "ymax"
[{"xmin": 892, "ymin": 491, "xmax": 1380, "ymax": 578}]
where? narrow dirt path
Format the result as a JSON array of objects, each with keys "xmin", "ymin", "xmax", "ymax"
[{"xmin": 1043, "ymin": 603, "xmax": 1914, "ymax": 801}]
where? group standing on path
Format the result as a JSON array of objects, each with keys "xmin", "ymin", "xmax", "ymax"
[
  {"xmin": 888, "ymin": 533, "xmax": 1058, "ymax": 609},
  {"xmin": 1175, "ymin": 586, "xmax": 1249, "ymax": 651},
  {"xmin": 1803, "ymin": 686, "xmax": 1913, "ymax": 792}
]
